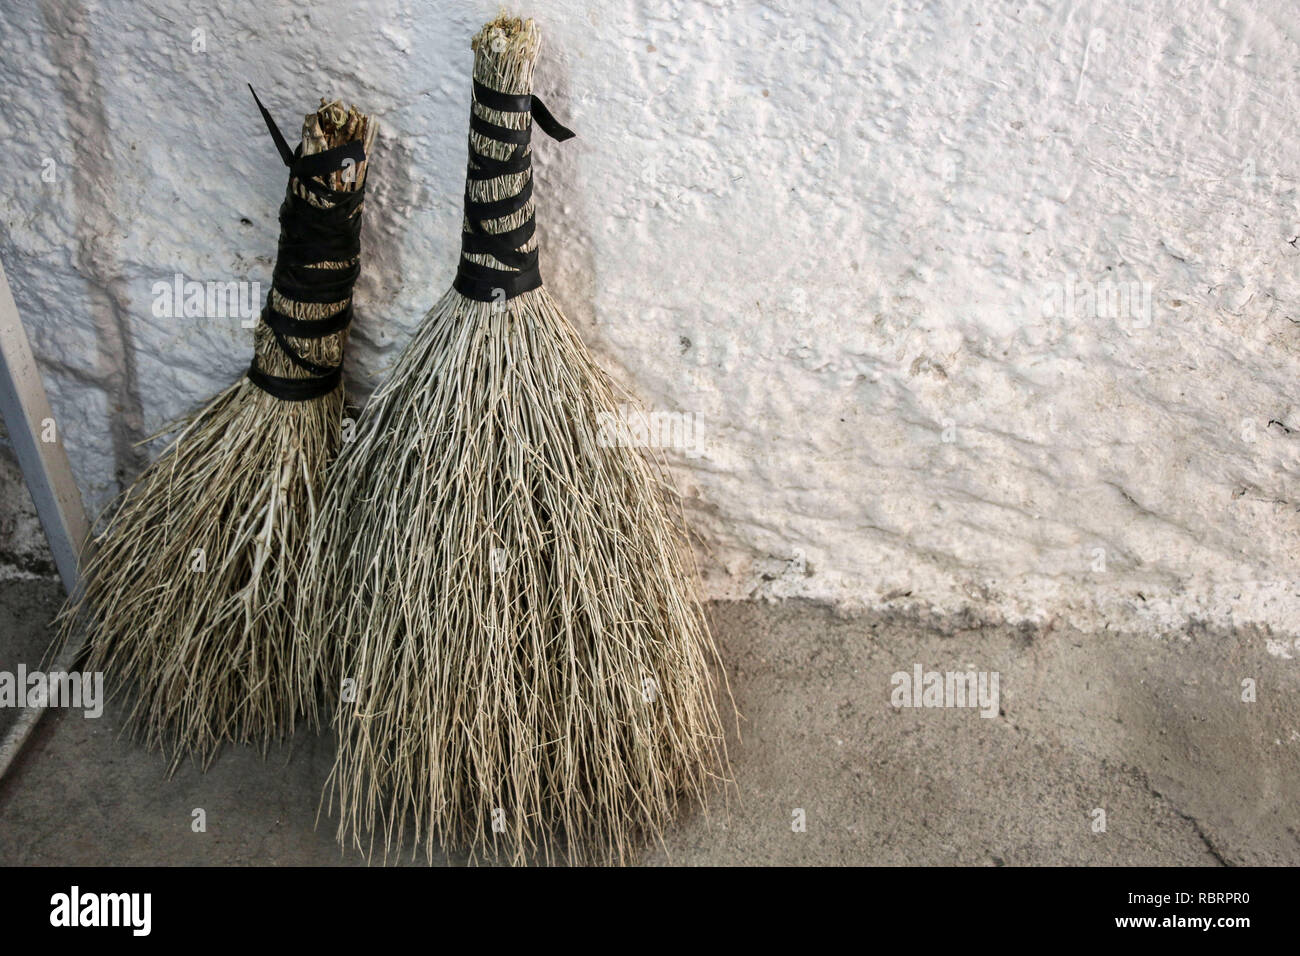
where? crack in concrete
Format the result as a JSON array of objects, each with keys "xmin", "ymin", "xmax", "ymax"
[{"xmin": 1123, "ymin": 762, "xmax": 1230, "ymax": 866}]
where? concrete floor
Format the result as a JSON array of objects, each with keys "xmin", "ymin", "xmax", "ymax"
[{"xmin": 1, "ymin": 576, "xmax": 1297, "ymax": 865}]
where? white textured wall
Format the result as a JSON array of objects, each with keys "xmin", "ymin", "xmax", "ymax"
[{"xmin": 2, "ymin": 0, "xmax": 1299, "ymax": 637}]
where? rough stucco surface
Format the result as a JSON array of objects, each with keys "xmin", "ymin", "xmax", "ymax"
[{"xmin": 1, "ymin": 1, "xmax": 1298, "ymax": 638}]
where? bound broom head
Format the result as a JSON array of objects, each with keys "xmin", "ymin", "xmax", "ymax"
[
  {"xmin": 55, "ymin": 98, "xmax": 376, "ymax": 768},
  {"xmin": 308, "ymin": 13, "xmax": 732, "ymax": 865}
]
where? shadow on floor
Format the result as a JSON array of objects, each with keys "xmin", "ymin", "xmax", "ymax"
[{"xmin": 1, "ymin": 581, "xmax": 1296, "ymax": 865}]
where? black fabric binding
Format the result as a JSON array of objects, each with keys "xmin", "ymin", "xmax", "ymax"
[
  {"xmin": 453, "ymin": 79, "xmax": 574, "ymax": 303},
  {"xmin": 245, "ymin": 86, "xmax": 365, "ymax": 401}
]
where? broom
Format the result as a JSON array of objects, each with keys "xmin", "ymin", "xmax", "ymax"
[
  {"xmin": 306, "ymin": 14, "xmax": 730, "ymax": 865},
  {"xmin": 55, "ymin": 94, "xmax": 376, "ymax": 766}
]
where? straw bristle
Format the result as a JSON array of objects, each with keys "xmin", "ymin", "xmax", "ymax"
[
  {"xmin": 307, "ymin": 16, "xmax": 731, "ymax": 865},
  {"xmin": 54, "ymin": 100, "xmax": 375, "ymax": 768}
]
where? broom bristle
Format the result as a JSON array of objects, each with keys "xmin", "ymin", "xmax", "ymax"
[
  {"xmin": 309, "ymin": 15, "xmax": 731, "ymax": 865},
  {"xmin": 54, "ymin": 101, "xmax": 375, "ymax": 768}
]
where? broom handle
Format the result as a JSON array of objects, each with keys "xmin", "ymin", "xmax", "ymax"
[
  {"xmin": 246, "ymin": 89, "xmax": 369, "ymax": 402},
  {"xmin": 454, "ymin": 81, "xmax": 573, "ymax": 303},
  {"xmin": 0, "ymin": 258, "xmax": 91, "ymax": 781}
]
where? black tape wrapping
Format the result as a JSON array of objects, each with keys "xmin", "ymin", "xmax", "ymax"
[
  {"xmin": 245, "ymin": 86, "xmax": 365, "ymax": 401},
  {"xmin": 453, "ymin": 79, "xmax": 574, "ymax": 303}
]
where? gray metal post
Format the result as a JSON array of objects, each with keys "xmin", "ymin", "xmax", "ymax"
[{"xmin": 0, "ymin": 258, "xmax": 91, "ymax": 779}]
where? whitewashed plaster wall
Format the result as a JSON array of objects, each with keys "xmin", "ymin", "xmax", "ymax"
[{"xmin": 2, "ymin": 0, "xmax": 1299, "ymax": 640}]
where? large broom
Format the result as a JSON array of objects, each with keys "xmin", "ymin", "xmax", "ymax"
[
  {"xmin": 55, "ymin": 94, "xmax": 376, "ymax": 766},
  {"xmin": 306, "ymin": 14, "xmax": 729, "ymax": 865}
]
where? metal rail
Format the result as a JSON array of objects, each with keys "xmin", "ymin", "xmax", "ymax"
[{"xmin": 0, "ymin": 258, "xmax": 89, "ymax": 780}]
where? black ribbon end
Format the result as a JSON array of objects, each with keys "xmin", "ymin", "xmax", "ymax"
[
  {"xmin": 530, "ymin": 95, "xmax": 576, "ymax": 141},
  {"xmin": 248, "ymin": 84, "xmax": 295, "ymax": 167}
]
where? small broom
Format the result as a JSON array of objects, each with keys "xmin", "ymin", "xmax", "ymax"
[
  {"xmin": 55, "ymin": 93, "xmax": 376, "ymax": 766},
  {"xmin": 306, "ymin": 14, "xmax": 729, "ymax": 865}
]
